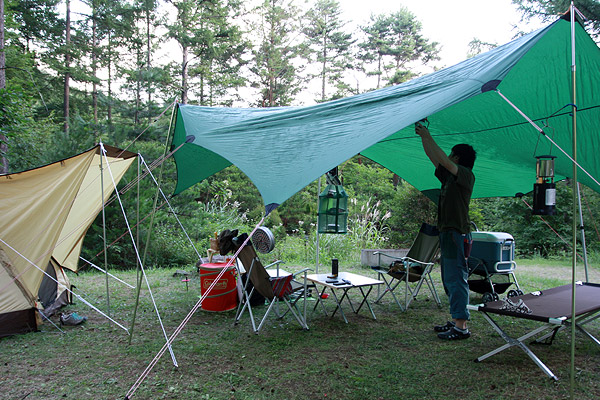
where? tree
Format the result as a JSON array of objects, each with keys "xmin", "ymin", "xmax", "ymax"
[
  {"xmin": 164, "ymin": 0, "xmax": 210, "ymax": 104},
  {"xmin": 248, "ymin": 0, "xmax": 306, "ymax": 107},
  {"xmin": 512, "ymin": 0, "xmax": 600, "ymax": 37},
  {"xmin": 1, "ymin": 0, "xmax": 6, "ymax": 173},
  {"xmin": 1, "ymin": 0, "xmax": 5, "ymax": 90},
  {"xmin": 64, "ymin": 0, "xmax": 71, "ymax": 134},
  {"xmin": 100, "ymin": 0, "xmax": 138, "ymax": 129},
  {"xmin": 118, "ymin": 0, "xmax": 164, "ymax": 127},
  {"xmin": 467, "ymin": 38, "xmax": 498, "ymax": 58},
  {"xmin": 303, "ymin": 0, "xmax": 355, "ymax": 102},
  {"xmin": 357, "ymin": 8, "xmax": 440, "ymax": 89},
  {"xmin": 186, "ymin": 0, "xmax": 249, "ymax": 106}
]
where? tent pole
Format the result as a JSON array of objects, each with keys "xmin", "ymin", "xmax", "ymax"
[
  {"xmin": 129, "ymin": 104, "xmax": 176, "ymax": 345},
  {"xmin": 129, "ymin": 156, "xmax": 144, "ymax": 345},
  {"xmin": 100, "ymin": 144, "xmax": 178, "ymax": 366},
  {"xmin": 100, "ymin": 143, "xmax": 111, "ymax": 319},
  {"xmin": 576, "ymin": 183, "xmax": 589, "ymax": 282},
  {"xmin": 569, "ymin": 3, "xmax": 577, "ymax": 397}
]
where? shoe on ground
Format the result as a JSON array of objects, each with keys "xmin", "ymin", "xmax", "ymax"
[
  {"xmin": 437, "ymin": 327, "xmax": 470, "ymax": 340},
  {"xmin": 60, "ymin": 312, "xmax": 87, "ymax": 326},
  {"xmin": 433, "ymin": 321, "xmax": 455, "ymax": 332}
]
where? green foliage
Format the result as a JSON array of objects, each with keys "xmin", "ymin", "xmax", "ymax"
[{"xmin": 0, "ymin": 87, "xmax": 59, "ymax": 172}]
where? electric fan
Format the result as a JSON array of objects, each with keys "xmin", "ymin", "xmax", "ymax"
[{"xmin": 251, "ymin": 226, "xmax": 275, "ymax": 254}]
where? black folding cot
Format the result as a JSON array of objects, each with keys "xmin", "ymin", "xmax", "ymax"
[{"xmin": 468, "ymin": 282, "xmax": 600, "ymax": 380}]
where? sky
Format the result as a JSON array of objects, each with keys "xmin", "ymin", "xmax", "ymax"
[{"xmin": 339, "ymin": 0, "xmax": 545, "ymax": 68}]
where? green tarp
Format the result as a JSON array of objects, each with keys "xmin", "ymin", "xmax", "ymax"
[{"xmin": 171, "ymin": 15, "xmax": 600, "ymax": 213}]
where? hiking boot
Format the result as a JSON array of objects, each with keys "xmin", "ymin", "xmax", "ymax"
[
  {"xmin": 437, "ymin": 327, "xmax": 471, "ymax": 340},
  {"xmin": 60, "ymin": 312, "xmax": 87, "ymax": 326},
  {"xmin": 433, "ymin": 321, "xmax": 455, "ymax": 332}
]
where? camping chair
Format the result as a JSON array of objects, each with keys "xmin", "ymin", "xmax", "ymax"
[
  {"xmin": 371, "ymin": 223, "xmax": 441, "ymax": 311},
  {"xmin": 233, "ymin": 241, "xmax": 310, "ymax": 334}
]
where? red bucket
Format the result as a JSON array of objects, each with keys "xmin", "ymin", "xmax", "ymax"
[{"xmin": 199, "ymin": 263, "xmax": 238, "ymax": 312}]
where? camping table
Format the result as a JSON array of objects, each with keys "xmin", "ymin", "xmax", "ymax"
[
  {"xmin": 468, "ymin": 282, "xmax": 600, "ymax": 380},
  {"xmin": 306, "ymin": 272, "xmax": 383, "ymax": 323}
]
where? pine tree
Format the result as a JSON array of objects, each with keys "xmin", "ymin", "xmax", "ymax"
[
  {"xmin": 303, "ymin": 0, "xmax": 356, "ymax": 102},
  {"xmin": 248, "ymin": 0, "xmax": 306, "ymax": 107},
  {"xmin": 357, "ymin": 8, "xmax": 439, "ymax": 89},
  {"xmin": 185, "ymin": 0, "xmax": 249, "ymax": 106}
]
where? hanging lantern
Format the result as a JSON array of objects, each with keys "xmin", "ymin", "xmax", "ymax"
[
  {"xmin": 532, "ymin": 155, "xmax": 556, "ymax": 215},
  {"xmin": 317, "ymin": 184, "xmax": 348, "ymax": 234}
]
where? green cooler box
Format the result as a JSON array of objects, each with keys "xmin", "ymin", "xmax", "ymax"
[{"xmin": 470, "ymin": 231, "xmax": 516, "ymax": 273}]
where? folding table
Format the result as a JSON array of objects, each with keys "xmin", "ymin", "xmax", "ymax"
[
  {"xmin": 468, "ymin": 282, "xmax": 600, "ymax": 380},
  {"xmin": 306, "ymin": 272, "xmax": 383, "ymax": 323}
]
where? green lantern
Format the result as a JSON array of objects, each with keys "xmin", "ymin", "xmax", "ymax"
[{"xmin": 317, "ymin": 184, "xmax": 348, "ymax": 234}]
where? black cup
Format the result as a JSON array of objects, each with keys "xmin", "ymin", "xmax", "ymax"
[{"xmin": 331, "ymin": 258, "xmax": 338, "ymax": 277}]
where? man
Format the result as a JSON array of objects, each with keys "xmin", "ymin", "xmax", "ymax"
[{"xmin": 415, "ymin": 121, "xmax": 476, "ymax": 340}]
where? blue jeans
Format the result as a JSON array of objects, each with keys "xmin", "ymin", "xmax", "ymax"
[{"xmin": 439, "ymin": 230, "xmax": 470, "ymax": 321}]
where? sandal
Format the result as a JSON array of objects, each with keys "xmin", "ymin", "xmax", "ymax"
[
  {"xmin": 433, "ymin": 321, "xmax": 455, "ymax": 332},
  {"xmin": 437, "ymin": 327, "xmax": 471, "ymax": 340}
]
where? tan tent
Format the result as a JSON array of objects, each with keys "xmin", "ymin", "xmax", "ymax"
[{"xmin": 0, "ymin": 144, "xmax": 136, "ymax": 337}]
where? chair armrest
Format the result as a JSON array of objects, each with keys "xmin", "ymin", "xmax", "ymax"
[
  {"xmin": 374, "ymin": 251, "xmax": 408, "ymax": 262},
  {"xmin": 292, "ymin": 268, "xmax": 313, "ymax": 280},
  {"xmin": 403, "ymin": 257, "xmax": 435, "ymax": 268},
  {"xmin": 265, "ymin": 260, "xmax": 286, "ymax": 278},
  {"xmin": 265, "ymin": 260, "xmax": 285, "ymax": 269}
]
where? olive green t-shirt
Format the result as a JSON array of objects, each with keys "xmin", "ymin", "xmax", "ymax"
[{"xmin": 435, "ymin": 164, "xmax": 475, "ymax": 234}]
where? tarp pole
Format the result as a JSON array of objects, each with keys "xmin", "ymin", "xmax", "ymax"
[
  {"xmin": 100, "ymin": 142, "xmax": 111, "ymax": 319},
  {"xmin": 137, "ymin": 154, "xmax": 141, "ymax": 275},
  {"xmin": 125, "ymin": 217, "xmax": 265, "ymax": 400},
  {"xmin": 569, "ymin": 3, "xmax": 577, "ymax": 397},
  {"xmin": 316, "ymin": 176, "xmax": 321, "ymax": 274}
]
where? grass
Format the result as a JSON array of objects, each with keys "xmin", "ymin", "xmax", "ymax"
[{"xmin": 1, "ymin": 258, "xmax": 599, "ymax": 400}]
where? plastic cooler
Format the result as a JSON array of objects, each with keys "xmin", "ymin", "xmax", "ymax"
[
  {"xmin": 199, "ymin": 263, "xmax": 238, "ymax": 312},
  {"xmin": 470, "ymin": 232, "xmax": 516, "ymax": 273}
]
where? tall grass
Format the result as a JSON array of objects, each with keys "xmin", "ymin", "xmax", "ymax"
[{"xmin": 272, "ymin": 197, "xmax": 392, "ymax": 266}]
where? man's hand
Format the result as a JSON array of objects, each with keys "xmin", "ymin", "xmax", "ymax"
[{"xmin": 415, "ymin": 122, "xmax": 430, "ymax": 138}]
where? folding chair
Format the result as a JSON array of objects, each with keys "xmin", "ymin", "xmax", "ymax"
[
  {"xmin": 233, "ymin": 242, "xmax": 310, "ymax": 334},
  {"xmin": 371, "ymin": 223, "xmax": 441, "ymax": 311}
]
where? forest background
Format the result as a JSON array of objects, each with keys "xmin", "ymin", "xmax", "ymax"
[{"xmin": 1, "ymin": 0, "xmax": 600, "ymax": 270}]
